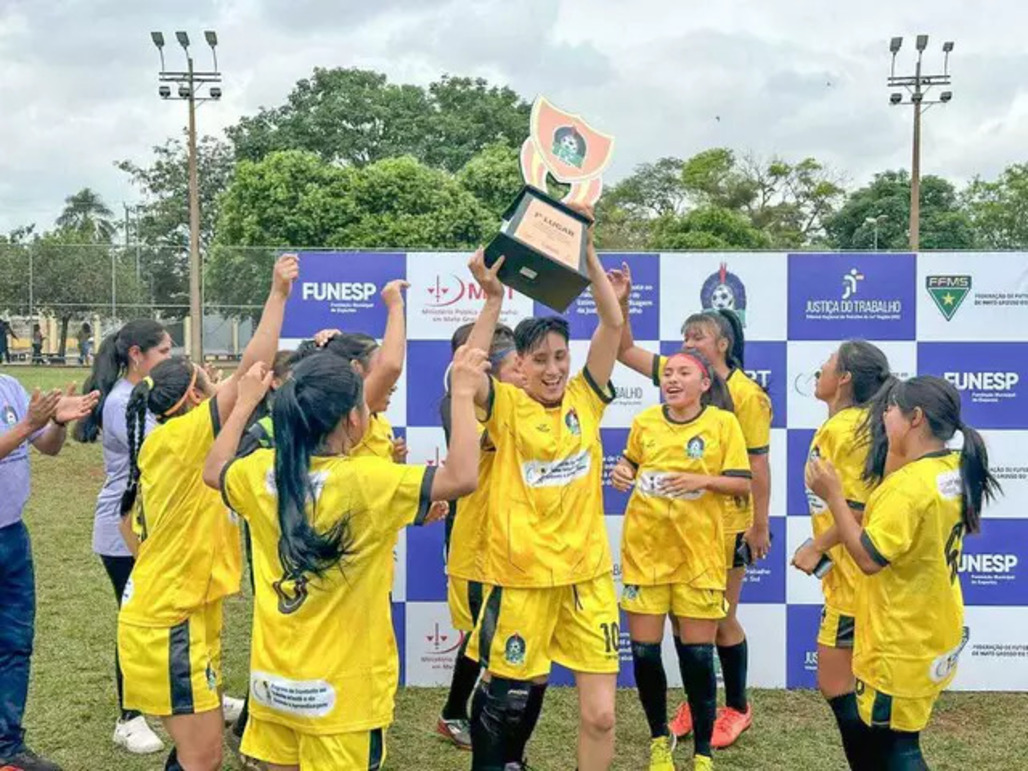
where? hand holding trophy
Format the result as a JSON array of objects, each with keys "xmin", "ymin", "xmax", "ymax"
[{"xmin": 484, "ymin": 97, "xmax": 614, "ymax": 312}]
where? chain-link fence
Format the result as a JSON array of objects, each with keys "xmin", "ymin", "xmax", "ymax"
[{"xmin": 0, "ymin": 243, "xmax": 260, "ymax": 364}]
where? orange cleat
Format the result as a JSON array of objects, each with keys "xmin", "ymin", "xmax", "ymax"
[
  {"xmin": 669, "ymin": 701, "xmax": 693, "ymax": 738},
  {"xmin": 711, "ymin": 705, "xmax": 752, "ymax": 749}
]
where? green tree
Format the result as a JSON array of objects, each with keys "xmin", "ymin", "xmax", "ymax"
[
  {"xmin": 116, "ymin": 134, "xmax": 235, "ymax": 312},
  {"xmin": 226, "ymin": 68, "xmax": 529, "ymax": 173},
  {"xmin": 648, "ymin": 206, "xmax": 771, "ymax": 250},
  {"xmin": 208, "ymin": 151, "xmax": 494, "ymax": 309},
  {"xmin": 55, "ymin": 188, "xmax": 116, "ymax": 242},
  {"xmin": 962, "ymin": 163, "xmax": 1028, "ymax": 249},
  {"xmin": 457, "ymin": 142, "xmax": 524, "ymax": 217},
  {"xmin": 825, "ymin": 170, "xmax": 973, "ymax": 250}
]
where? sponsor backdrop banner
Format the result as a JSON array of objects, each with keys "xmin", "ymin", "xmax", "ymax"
[{"xmin": 283, "ymin": 251, "xmax": 1028, "ymax": 691}]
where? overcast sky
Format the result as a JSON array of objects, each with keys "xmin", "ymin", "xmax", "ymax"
[{"xmin": 1, "ymin": 0, "xmax": 1026, "ymax": 233}]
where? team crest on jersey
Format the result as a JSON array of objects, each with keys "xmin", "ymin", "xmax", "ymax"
[
  {"xmin": 205, "ymin": 661, "xmax": 217, "ymax": 691},
  {"xmin": 504, "ymin": 633, "xmax": 527, "ymax": 666},
  {"xmin": 686, "ymin": 436, "xmax": 705, "ymax": 459},
  {"xmin": 565, "ymin": 408, "xmax": 581, "ymax": 436},
  {"xmin": 273, "ymin": 574, "xmax": 310, "ymax": 615},
  {"xmin": 623, "ymin": 584, "xmax": 640, "ymax": 601},
  {"xmin": 809, "ymin": 445, "xmax": 821, "ymax": 461},
  {"xmin": 2, "ymin": 405, "xmax": 15, "ymax": 427}
]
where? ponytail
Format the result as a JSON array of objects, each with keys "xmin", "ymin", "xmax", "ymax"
[
  {"xmin": 118, "ymin": 357, "xmax": 201, "ymax": 518},
  {"xmin": 716, "ymin": 309, "xmax": 746, "ymax": 370},
  {"xmin": 271, "ymin": 354, "xmax": 363, "ymax": 581},
  {"xmin": 860, "ymin": 376, "xmax": 900, "ymax": 485},
  {"xmin": 956, "ymin": 423, "xmax": 1000, "ymax": 534},
  {"xmin": 75, "ymin": 319, "xmax": 167, "ymax": 443}
]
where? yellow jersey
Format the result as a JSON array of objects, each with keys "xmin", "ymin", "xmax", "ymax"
[
  {"xmin": 807, "ymin": 407, "xmax": 876, "ymax": 614},
  {"xmin": 221, "ymin": 450, "xmax": 434, "ymax": 734},
  {"xmin": 481, "ymin": 369, "xmax": 614, "ymax": 587},
  {"xmin": 652, "ymin": 357, "xmax": 771, "ymax": 533},
  {"xmin": 622, "ymin": 404, "xmax": 750, "ymax": 587},
  {"xmin": 121, "ymin": 400, "xmax": 242, "ymax": 627},
  {"xmin": 352, "ymin": 413, "xmax": 395, "ymax": 460},
  {"xmin": 446, "ymin": 427, "xmax": 494, "ymax": 583},
  {"xmin": 854, "ymin": 451, "xmax": 967, "ymax": 699}
]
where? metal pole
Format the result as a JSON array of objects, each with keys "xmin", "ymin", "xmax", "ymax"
[
  {"xmin": 910, "ymin": 59, "xmax": 923, "ymax": 252},
  {"xmin": 874, "ymin": 223, "xmax": 879, "ymax": 251},
  {"xmin": 112, "ymin": 247, "xmax": 117, "ymax": 317},
  {"xmin": 186, "ymin": 55, "xmax": 203, "ymax": 361},
  {"xmin": 28, "ymin": 248, "xmax": 33, "ymax": 316}
]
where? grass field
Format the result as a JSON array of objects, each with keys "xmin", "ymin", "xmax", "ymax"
[{"xmin": 4, "ymin": 364, "xmax": 1027, "ymax": 770}]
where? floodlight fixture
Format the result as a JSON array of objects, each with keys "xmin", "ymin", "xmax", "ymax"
[
  {"xmin": 205, "ymin": 30, "xmax": 218, "ymax": 47},
  {"xmin": 890, "ymin": 37, "xmax": 903, "ymax": 53},
  {"xmin": 159, "ymin": 85, "xmax": 171, "ymax": 98},
  {"xmin": 151, "ymin": 31, "xmax": 165, "ymax": 49},
  {"xmin": 940, "ymin": 91, "xmax": 953, "ymax": 102},
  {"xmin": 210, "ymin": 87, "xmax": 222, "ymax": 99},
  {"xmin": 178, "ymin": 85, "xmax": 191, "ymax": 99},
  {"xmin": 942, "ymin": 41, "xmax": 954, "ymax": 53},
  {"xmin": 916, "ymin": 34, "xmax": 928, "ymax": 52},
  {"xmin": 890, "ymin": 92, "xmax": 903, "ymax": 104},
  {"xmin": 176, "ymin": 31, "xmax": 190, "ymax": 49}
]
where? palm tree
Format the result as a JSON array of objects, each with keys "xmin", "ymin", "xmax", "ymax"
[{"xmin": 56, "ymin": 188, "xmax": 116, "ymax": 242}]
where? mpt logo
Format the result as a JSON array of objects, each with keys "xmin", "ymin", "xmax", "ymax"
[
  {"xmin": 425, "ymin": 622, "xmax": 463, "ymax": 654},
  {"xmin": 745, "ymin": 369, "xmax": 771, "ymax": 390},
  {"xmin": 426, "ymin": 274, "xmax": 513, "ymax": 308},
  {"xmin": 841, "ymin": 268, "xmax": 864, "ymax": 300}
]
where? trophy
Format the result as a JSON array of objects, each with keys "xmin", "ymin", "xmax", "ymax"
[{"xmin": 484, "ymin": 96, "xmax": 615, "ymax": 312}]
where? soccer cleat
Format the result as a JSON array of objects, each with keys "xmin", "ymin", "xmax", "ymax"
[
  {"xmin": 669, "ymin": 701, "xmax": 693, "ymax": 738},
  {"xmin": 113, "ymin": 715, "xmax": 164, "ymax": 754},
  {"xmin": 222, "ymin": 695, "xmax": 245, "ymax": 725},
  {"xmin": 648, "ymin": 734, "xmax": 676, "ymax": 770},
  {"xmin": 503, "ymin": 761, "xmax": 537, "ymax": 770},
  {"xmin": 710, "ymin": 705, "xmax": 752, "ymax": 749},
  {"xmin": 694, "ymin": 753, "xmax": 714, "ymax": 771},
  {"xmin": 435, "ymin": 716, "xmax": 472, "ymax": 750},
  {"xmin": 0, "ymin": 748, "xmax": 64, "ymax": 771}
]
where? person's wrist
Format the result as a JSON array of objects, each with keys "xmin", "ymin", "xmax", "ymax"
[{"xmin": 51, "ymin": 417, "xmax": 68, "ymax": 428}]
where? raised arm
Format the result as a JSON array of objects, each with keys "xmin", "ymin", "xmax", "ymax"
[
  {"xmin": 363, "ymin": 280, "xmax": 409, "ymax": 411},
  {"xmin": 577, "ymin": 205, "xmax": 623, "ymax": 387},
  {"xmin": 807, "ymin": 459, "xmax": 883, "ymax": 576},
  {"xmin": 466, "ymin": 249, "xmax": 506, "ymax": 409},
  {"xmin": 215, "ymin": 254, "xmax": 298, "ymax": 423},
  {"xmin": 204, "ymin": 363, "xmax": 272, "ymax": 489},
  {"xmin": 429, "ymin": 346, "xmax": 488, "ymax": 501},
  {"xmin": 608, "ymin": 262, "xmax": 658, "ymax": 380},
  {"xmin": 0, "ymin": 388, "xmax": 58, "ymax": 461}
]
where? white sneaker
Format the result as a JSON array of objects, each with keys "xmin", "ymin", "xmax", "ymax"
[
  {"xmin": 113, "ymin": 715, "xmax": 164, "ymax": 754},
  {"xmin": 222, "ymin": 694, "xmax": 245, "ymax": 725}
]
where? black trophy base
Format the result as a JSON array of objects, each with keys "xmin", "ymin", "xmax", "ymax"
[{"xmin": 484, "ymin": 186, "xmax": 592, "ymax": 313}]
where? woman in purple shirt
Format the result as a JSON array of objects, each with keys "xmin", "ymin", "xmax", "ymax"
[{"xmin": 75, "ymin": 320, "xmax": 173, "ymax": 755}]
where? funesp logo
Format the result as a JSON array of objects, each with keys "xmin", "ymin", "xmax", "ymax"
[
  {"xmin": 960, "ymin": 554, "xmax": 1018, "ymax": 574},
  {"xmin": 301, "ymin": 281, "xmax": 377, "ymax": 302},
  {"xmin": 944, "ymin": 372, "xmax": 1020, "ymax": 391}
]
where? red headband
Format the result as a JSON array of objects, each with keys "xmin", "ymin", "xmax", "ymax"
[{"xmin": 666, "ymin": 351, "xmax": 709, "ymax": 379}]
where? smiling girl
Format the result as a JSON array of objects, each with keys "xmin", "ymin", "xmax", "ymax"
[{"xmin": 612, "ymin": 349, "xmax": 751, "ymax": 771}]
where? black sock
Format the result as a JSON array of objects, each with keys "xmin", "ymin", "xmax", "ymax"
[
  {"xmin": 506, "ymin": 682, "xmax": 547, "ymax": 763},
  {"xmin": 164, "ymin": 748, "xmax": 184, "ymax": 771},
  {"xmin": 717, "ymin": 639, "xmax": 749, "ymax": 712},
  {"xmin": 631, "ymin": 641, "xmax": 669, "ymax": 738},
  {"xmin": 673, "ymin": 635, "xmax": 688, "ymax": 670},
  {"xmin": 442, "ymin": 637, "xmax": 481, "ymax": 721},
  {"xmin": 677, "ymin": 642, "xmax": 717, "ymax": 758},
  {"xmin": 828, "ymin": 692, "xmax": 872, "ymax": 770},
  {"xmin": 470, "ymin": 677, "xmax": 529, "ymax": 771},
  {"xmin": 232, "ymin": 692, "xmax": 250, "ymax": 739},
  {"xmin": 877, "ymin": 728, "xmax": 929, "ymax": 771}
]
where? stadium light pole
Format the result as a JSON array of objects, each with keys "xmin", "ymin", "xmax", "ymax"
[
  {"xmin": 864, "ymin": 215, "xmax": 888, "ymax": 250},
  {"xmin": 151, "ymin": 30, "xmax": 222, "ymax": 361},
  {"xmin": 887, "ymin": 35, "xmax": 954, "ymax": 252}
]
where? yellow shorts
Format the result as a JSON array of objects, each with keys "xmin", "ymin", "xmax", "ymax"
[
  {"xmin": 620, "ymin": 583, "xmax": 728, "ymax": 620},
  {"xmin": 818, "ymin": 605, "xmax": 856, "ymax": 649},
  {"xmin": 855, "ymin": 679, "xmax": 938, "ymax": 733},
  {"xmin": 447, "ymin": 577, "xmax": 487, "ymax": 633},
  {"xmin": 118, "ymin": 600, "xmax": 223, "ymax": 716},
  {"xmin": 466, "ymin": 573, "xmax": 620, "ymax": 680},
  {"xmin": 242, "ymin": 715, "xmax": 386, "ymax": 770},
  {"xmin": 724, "ymin": 531, "xmax": 748, "ymax": 570}
]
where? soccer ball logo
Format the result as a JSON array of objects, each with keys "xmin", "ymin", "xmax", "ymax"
[{"xmin": 709, "ymin": 283, "xmax": 736, "ymax": 310}]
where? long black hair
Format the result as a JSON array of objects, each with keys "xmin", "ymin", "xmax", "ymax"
[
  {"xmin": 120, "ymin": 357, "xmax": 201, "ymax": 517},
  {"xmin": 877, "ymin": 376, "xmax": 999, "ymax": 534},
  {"xmin": 831, "ymin": 340, "xmax": 896, "ymax": 481},
  {"xmin": 666, "ymin": 347, "xmax": 735, "ymax": 412},
  {"xmin": 325, "ymin": 332, "xmax": 379, "ymax": 369},
  {"xmin": 272, "ymin": 354, "xmax": 363, "ymax": 581},
  {"xmin": 75, "ymin": 319, "xmax": 167, "ymax": 443},
  {"xmin": 682, "ymin": 309, "xmax": 745, "ymax": 370}
]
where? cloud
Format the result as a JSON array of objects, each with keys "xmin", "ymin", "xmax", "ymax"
[{"xmin": 1, "ymin": 0, "xmax": 1027, "ymax": 232}]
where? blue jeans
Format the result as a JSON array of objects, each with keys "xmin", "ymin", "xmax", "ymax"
[{"xmin": 0, "ymin": 520, "xmax": 34, "ymax": 758}]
